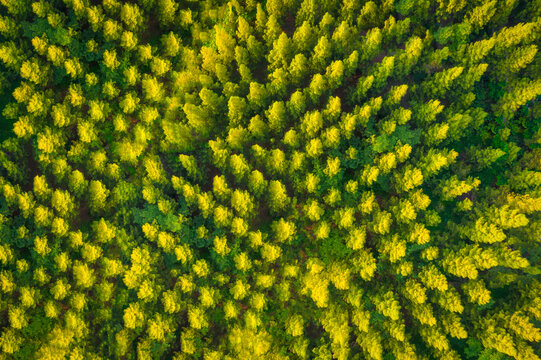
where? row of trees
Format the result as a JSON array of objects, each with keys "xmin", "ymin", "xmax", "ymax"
[{"xmin": 0, "ymin": 0, "xmax": 539, "ymax": 359}]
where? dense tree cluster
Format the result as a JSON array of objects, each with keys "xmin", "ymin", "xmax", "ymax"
[{"xmin": 0, "ymin": 0, "xmax": 540, "ymax": 359}]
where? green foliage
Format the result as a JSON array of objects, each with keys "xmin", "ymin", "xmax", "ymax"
[
  {"xmin": 22, "ymin": 19, "xmax": 71, "ymax": 46},
  {"xmin": 132, "ymin": 204, "xmax": 185, "ymax": 234},
  {"xmin": 319, "ymin": 233, "xmax": 353, "ymax": 265},
  {"xmin": 372, "ymin": 125, "xmax": 422, "ymax": 154},
  {"xmin": 0, "ymin": 0, "xmax": 539, "ymax": 359}
]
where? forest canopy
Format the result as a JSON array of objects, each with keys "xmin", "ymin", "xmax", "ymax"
[{"xmin": 0, "ymin": 0, "xmax": 540, "ymax": 359}]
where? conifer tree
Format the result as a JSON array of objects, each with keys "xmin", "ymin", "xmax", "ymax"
[{"xmin": 0, "ymin": 1, "xmax": 538, "ymax": 358}]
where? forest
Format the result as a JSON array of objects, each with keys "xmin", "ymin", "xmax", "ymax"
[{"xmin": 0, "ymin": 0, "xmax": 540, "ymax": 359}]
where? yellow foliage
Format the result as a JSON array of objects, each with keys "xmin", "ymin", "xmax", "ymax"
[
  {"xmin": 351, "ymin": 249, "xmax": 377, "ymax": 280},
  {"xmin": 214, "ymin": 205, "xmax": 232, "ymax": 228},
  {"xmin": 462, "ymin": 279, "xmax": 491, "ymax": 305},
  {"xmin": 380, "ymin": 235, "xmax": 407, "ymax": 263},
  {"xmin": 346, "ymin": 226, "xmax": 366, "ymax": 250},
  {"xmin": 441, "ymin": 313, "xmax": 468, "ymax": 339},
  {"xmin": 465, "ymin": 217, "xmax": 506, "ymax": 243},
  {"xmin": 224, "ymin": 300, "xmax": 239, "ymax": 319},
  {"xmin": 409, "ymin": 223, "xmax": 430, "ymax": 244},
  {"xmin": 192, "ymin": 259, "xmax": 209, "ymax": 278},
  {"xmin": 249, "ymin": 231, "xmax": 264, "ymax": 248},
  {"xmin": 506, "ymin": 193, "xmax": 541, "ymax": 213},
  {"xmin": 137, "ymin": 279, "xmax": 154, "ymax": 301},
  {"xmin": 402, "ymin": 279, "xmax": 427, "ymax": 304},
  {"xmin": 230, "ymin": 279, "xmax": 250, "ymax": 300},
  {"xmin": 334, "ymin": 207, "xmax": 355, "ymax": 229},
  {"xmin": 304, "ymin": 200, "xmax": 324, "ymax": 221},
  {"xmin": 34, "ymin": 236, "xmax": 50, "ymax": 256},
  {"xmin": 228, "ymin": 326, "xmax": 271, "ymax": 358},
  {"xmin": 411, "ymin": 302, "xmax": 436, "ymax": 326},
  {"xmin": 174, "ymin": 244, "xmax": 193, "ymax": 264},
  {"xmin": 72, "ymin": 261, "xmax": 94, "ymax": 288},
  {"xmin": 8, "ymin": 306, "xmax": 27, "ymax": 329},
  {"xmin": 148, "ymin": 315, "xmax": 171, "ymax": 342},
  {"xmin": 162, "ymin": 290, "xmax": 182, "ymax": 314},
  {"xmin": 304, "ymin": 173, "xmax": 320, "ymax": 193},
  {"xmin": 286, "ymin": 314, "xmax": 304, "ymax": 337},
  {"xmin": 352, "ymin": 309, "xmax": 371, "ymax": 332},
  {"xmin": 314, "ymin": 221, "xmax": 330, "ymax": 239},
  {"xmin": 419, "ymin": 264, "xmax": 448, "ymax": 291},
  {"xmin": 213, "ymin": 236, "xmax": 230, "ymax": 256},
  {"xmin": 81, "ymin": 243, "xmax": 102, "ymax": 263},
  {"xmin": 250, "ymin": 292, "xmax": 266, "ymax": 311},
  {"xmin": 371, "ymin": 210, "xmax": 393, "ymax": 235},
  {"xmin": 359, "ymin": 191, "xmax": 377, "ymax": 214},
  {"xmin": 478, "ymin": 318, "xmax": 517, "ymax": 357},
  {"xmin": 261, "ymin": 242, "xmax": 282, "ymax": 263},
  {"xmin": 328, "ymin": 262, "xmax": 351, "ymax": 290},
  {"xmin": 306, "ymin": 138, "xmax": 323, "ymax": 158},
  {"xmin": 508, "ymin": 312, "xmax": 541, "ymax": 342},
  {"xmin": 256, "ymin": 273, "xmax": 274, "ymax": 288},
  {"xmin": 357, "ymin": 328, "xmax": 383, "ymax": 360},
  {"xmin": 373, "ymin": 291, "xmax": 401, "ymax": 321},
  {"xmin": 272, "ymin": 218, "xmax": 296, "ymax": 243},
  {"xmin": 435, "ymin": 287, "xmax": 464, "ymax": 313},
  {"xmin": 323, "ymin": 157, "xmax": 341, "ymax": 177},
  {"xmin": 360, "ymin": 165, "xmax": 380, "ymax": 186},
  {"xmin": 324, "ymin": 188, "xmax": 341, "ymax": 207},
  {"xmin": 234, "ymin": 252, "xmax": 252, "ymax": 272},
  {"xmin": 487, "ymin": 205, "xmax": 529, "ymax": 229},
  {"xmin": 419, "ymin": 326, "xmax": 449, "ymax": 351},
  {"xmin": 377, "ymin": 152, "xmax": 397, "ymax": 173},
  {"xmin": 123, "ymin": 303, "xmax": 144, "ymax": 329},
  {"xmin": 230, "ymin": 217, "xmax": 248, "ymax": 237},
  {"xmin": 157, "ymin": 232, "xmax": 176, "ymax": 252}
]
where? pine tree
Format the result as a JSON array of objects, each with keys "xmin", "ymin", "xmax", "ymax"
[
  {"xmin": 465, "ymin": 1, "xmax": 497, "ymax": 30},
  {"xmin": 495, "ymin": 79, "xmax": 541, "ymax": 119}
]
